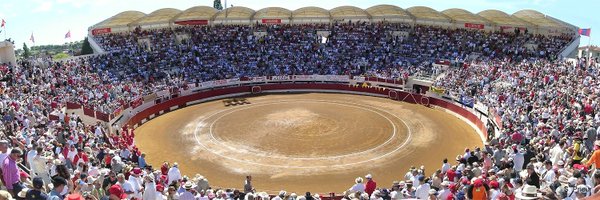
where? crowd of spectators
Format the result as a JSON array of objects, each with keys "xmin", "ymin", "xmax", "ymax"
[{"xmin": 0, "ymin": 21, "xmax": 594, "ymax": 199}]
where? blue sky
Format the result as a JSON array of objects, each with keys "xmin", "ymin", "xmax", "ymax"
[{"xmin": 0, "ymin": 0, "xmax": 598, "ymax": 48}]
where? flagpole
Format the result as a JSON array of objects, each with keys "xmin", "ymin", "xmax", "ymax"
[{"xmin": 588, "ymin": 30, "xmax": 592, "ymax": 67}]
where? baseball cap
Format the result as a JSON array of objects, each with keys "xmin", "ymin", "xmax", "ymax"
[
  {"xmin": 156, "ymin": 184, "xmax": 165, "ymax": 192},
  {"xmin": 19, "ymin": 171, "xmax": 29, "ymax": 179},
  {"xmin": 109, "ymin": 184, "xmax": 127, "ymax": 199},
  {"xmin": 32, "ymin": 177, "xmax": 44, "ymax": 189}
]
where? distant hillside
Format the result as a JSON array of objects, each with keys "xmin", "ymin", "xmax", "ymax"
[{"xmin": 15, "ymin": 40, "xmax": 84, "ymax": 59}]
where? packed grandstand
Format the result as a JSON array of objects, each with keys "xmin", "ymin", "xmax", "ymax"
[{"xmin": 0, "ymin": 3, "xmax": 599, "ymax": 200}]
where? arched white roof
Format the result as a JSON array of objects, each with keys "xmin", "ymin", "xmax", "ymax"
[
  {"xmin": 292, "ymin": 6, "xmax": 330, "ymax": 19},
  {"xmin": 173, "ymin": 6, "xmax": 218, "ymax": 21},
  {"xmin": 131, "ymin": 8, "xmax": 181, "ymax": 25},
  {"xmin": 253, "ymin": 7, "xmax": 292, "ymax": 20},
  {"xmin": 330, "ymin": 6, "xmax": 370, "ymax": 19},
  {"xmin": 366, "ymin": 4, "xmax": 412, "ymax": 19},
  {"xmin": 512, "ymin": 9, "xmax": 563, "ymax": 28},
  {"xmin": 214, "ymin": 6, "xmax": 255, "ymax": 20},
  {"xmin": 94, "ymin": 11, "xmax": 146, "ymax": 28},
  {"xmin": 477, "ymin": 9, "xmax": 531, "ymax": 27},
  {"xmin": 442, "ymin": 8, "xmax": 489, "ymax": 24},
  {"xmin": 406, "ymin": 6, "xmax": 450, "ymax": 22}
]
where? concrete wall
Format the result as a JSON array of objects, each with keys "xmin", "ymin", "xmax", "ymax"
[{"xmin": 0, "ymin": 41, "xmax": 16, "ymax": 65}]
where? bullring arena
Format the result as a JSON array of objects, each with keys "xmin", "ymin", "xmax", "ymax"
[
  {"xmin": 4, "ymin": 1, "xmax": 597, "ymax": 199},
  {"xmin": 133, "ymin": 82, "xmax": 483, "ymax": 193}
]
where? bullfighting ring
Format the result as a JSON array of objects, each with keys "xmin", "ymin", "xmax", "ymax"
[{"xmin": 134, "ymin": 93, "xmax": 482, "ymax": 193}]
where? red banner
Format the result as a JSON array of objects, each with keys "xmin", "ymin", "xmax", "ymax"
[
  {"xmin": 174, "ymin": 20, "xmax": 209, "ymax": 25},
  {"xmin": 464, "ymin": 23, "xmax": 484, "ymax": 29},
  {"xmin": 261, "ymin": 19, "xmax": 282, "ymax": 24},
  {"xmin": 92, "ymin": 28, "xmax": 111, "ymax": 35}
]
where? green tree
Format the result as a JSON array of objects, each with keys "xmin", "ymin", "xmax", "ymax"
[
  {"xmin": 81, "ymin": 37, "xmax": 93, "ymax": 55},
  {"xmin": 22, "ymin": 43, "xmax": 31, "ymax": 58},
  {"xmin": 213, "ymin": 0, "xmax": 223, "ymax": 10},
  {"xmin": 53, "ymin": 52, "xmax": 70, "ymax": 60}
]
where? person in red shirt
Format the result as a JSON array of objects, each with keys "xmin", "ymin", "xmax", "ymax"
[
  {"xmin": 365, "ymin": 174, "xmax": 377, "ymax": 196},
  {"xmin": 73, "ymin": 149, "xmax": 89, "ymax": 165},
  {"xmin": 446, "ymin": 166, "xmax": 457, "ymax": 182},
  {"xmin": 161, "ymin": 162, "xmax": 169, "ymax": 175},
  {"xmin": 104, "ymin": 152, "xmax": 112, "ymax": 167}
]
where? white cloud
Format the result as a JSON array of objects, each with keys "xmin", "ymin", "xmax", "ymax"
[
  {"xmin": 55, "ymin": 0, "xmax": 85, "ymax": 8},
  {"xmin": 32, "ymin": 1, "xmax": 53, "ymax": 13}
]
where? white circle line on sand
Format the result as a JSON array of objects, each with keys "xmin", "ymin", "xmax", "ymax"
[
  {"xmin": 191, "ymin": 98, "xmax": 414, "ymax": 168},
  {"xmin": 204, "ymin": 100, "xmax": 397, "ymax": 160}
]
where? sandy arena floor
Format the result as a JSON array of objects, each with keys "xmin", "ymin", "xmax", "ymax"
[{"xmin": 134, "ymin": 93, "xmax": 482, "ymax": 193}]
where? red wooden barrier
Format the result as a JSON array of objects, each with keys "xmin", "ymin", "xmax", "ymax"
[
  {"xmin": 66, "ymin": 102, "xmax": 82, "ymax": 109},
  {"xmin": 83, "ymin": 107, "xmax": 95, "ymax": 117},
  {"xmin": 126, "ymin": 83, "xmax": 489, "ymax": 142},
  {"xmin": 96, "ymin": 111, "xmax": 110, "ymax": 122},
  {"xmin": 49, "ymin": 114, "xmax": 59, "ymax": 121}
]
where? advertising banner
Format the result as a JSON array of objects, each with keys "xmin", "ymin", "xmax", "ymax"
[
  {"xmin": 464, "ymin": 23, "xmax": 484, "ymax": 29},
  {"xmin": 261, "ymin": 19, "xmax": 282, "ymax": 24},
  {"xmin": 92, "ymin": 28, "xmax": 112, "ymax": 35}
]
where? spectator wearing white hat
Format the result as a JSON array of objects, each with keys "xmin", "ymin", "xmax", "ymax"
[
  {"xmin": 348, "ymin": 177, "xmax": 365, "ymax": 193},
  {"xmin": 515, "ymin": 184, "xmax": 541, "ymax": 199},
  {"xmin": 167, "ymin": 163, "xmax": 181, "ymax": 185},
  {"xmin": 437, "ymin": 181, "xmax": 452, "ymax": 200},
  {"xmin": 369, "ymin": 190, "xmax": 382, "ymax": 200},
  {"xmin": 142, "ymin": 175, "xmax": 158, "ymax": 200},
  {"xmin": 178, "ymin": 182, "xmax": 196, "ymax": 200}
]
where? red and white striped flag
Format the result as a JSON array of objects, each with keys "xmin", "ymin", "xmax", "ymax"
[
  {"xmin": 65, "ymin": 30, "xmax": 71, "ymax": 39},
  {"xmin": 1, "ymin": 19, "xmax": 5, "ymax": 28},
  {"xmin": 30, "ymin": 33, "xmax": 35, "ymax": 43}
]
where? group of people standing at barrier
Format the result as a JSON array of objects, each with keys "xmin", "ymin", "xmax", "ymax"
[{"xmin": 0, "ymin": 20, "xmax": 593, "ymax": 199}]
